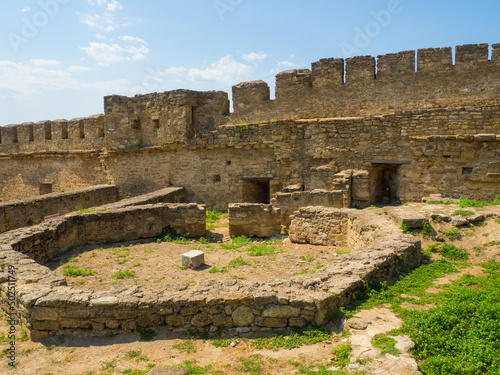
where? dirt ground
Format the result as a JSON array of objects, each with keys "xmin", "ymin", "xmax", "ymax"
[
  {"xmin": 45, "ymin": 217, "xmax": 339, "ymax": 292},
  {"xmin": 1, "ymin": 203, "xmax": 499, "ymax": 375}
]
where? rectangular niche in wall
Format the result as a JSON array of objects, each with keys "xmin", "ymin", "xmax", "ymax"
[
  {"xmin": 39, "ymin": 182, "xmax": 53, "ymax": 195},
  {"xmin": 241, "ymin": 178, "xmax": 272, "ymax": 204},
  {"xmin": 368, "ymin": 161, "xmax": 408, "ymax": 205}
]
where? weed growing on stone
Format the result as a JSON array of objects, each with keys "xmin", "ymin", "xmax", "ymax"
[
  {"xmin": 475, "ymin": 221, "xmax": 487, "ymax": 227},
  {"xmin": 433, "ymin": 216, "xmax": 443, "ymax": 223},
  {"xmin": 420, "ymin": 222, "xmax": 433, "ymax": 237},
  {"xmin": 136, "ymin": 327, "xmax": 157, "ymax": 341},
  {"xmin": 442, "ymin": 227, "xmax": 461, "ymax": 240},
  {"xmin": 399, "ymin": 223, "xmax": 412, "ymax": 234},
  {"xmin": 371, "ymin": 334, "xmax": 400, "ymax": 356},
  {"xmin": 453, "ymin": 210, "xmax": 474, "ymax": 216}
]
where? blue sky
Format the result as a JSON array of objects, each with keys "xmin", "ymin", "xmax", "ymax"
[{"xmin": 1, "ymin": 0, "xmax": 500, "ymax": 125}]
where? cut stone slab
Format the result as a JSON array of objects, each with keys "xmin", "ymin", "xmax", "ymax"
[
  {"xmin": 384, "ymin": 207, "xmax": 428, "ymax": 228},
  {"xmin": 182, "ymin": 250, "xmax": 204, "ymax": 269}
]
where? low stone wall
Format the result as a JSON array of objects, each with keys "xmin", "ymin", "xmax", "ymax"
[
  {"xmin": 288, "ymin": 206, "xmax": 348, "ymax": 246},
  {"xmin": 228, "ymin": 203, "xmax": 282, "ymax": 237},
  {"xmin": 0, "ymin": 207, "xmax": 421, "ymax": 342},
  {"xmin": 0, "ymin": 185, "xmax": 118, "ymax": 234},
  {"xmin": 94, "ymin": 186, "xmax": 186, "ymax": 209},
  {"xmin": 271, "ymin": 190, "xmax": 344, "ymax": 227},
  {"xmin": 0, "ymin": 203, "xmax": 206, "ymax": 264}
]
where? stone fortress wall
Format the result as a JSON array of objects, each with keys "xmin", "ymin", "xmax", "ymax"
[{"xmin": 0, "ymin": 43, "xmax": 499, "ymax": 209}]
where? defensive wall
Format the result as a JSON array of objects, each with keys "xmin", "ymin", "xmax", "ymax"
[{"xmin": 0, "ymin": 43, "xmax": 499, "ymax": 208}]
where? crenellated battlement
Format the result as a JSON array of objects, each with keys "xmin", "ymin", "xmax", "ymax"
[
  {"xmin": 0, "ymin": 115, "xmax": 105, "ymax": 154},
  {"xmin": 231, "ymin": 43, "xmax": 500, "ymax": 123},
  {"xmin": 1, "ymin": 43, "xmax": 499, "ymax": 156}
]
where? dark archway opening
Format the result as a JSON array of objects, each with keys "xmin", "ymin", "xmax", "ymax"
[{"xmin": 370, "ymin": 163, "xmax": 402, "ymax": 204}]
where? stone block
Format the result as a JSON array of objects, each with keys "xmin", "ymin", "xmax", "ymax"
[
  {"xmin": 232, "ymin": 306, "xmax": 254, "ymax": 326},
  {"xmin": 384, "ymin": 207, "xmax": 428, "ymax": 228},
  {"xmin": 181, "ymin": 250, "xmax": 204, "ymax": 269},
  {"xmin": 262, "ymin": 305, "xmax": 300, "ymax": 318}
]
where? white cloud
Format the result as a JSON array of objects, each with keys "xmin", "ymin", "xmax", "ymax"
[
  {"xmin": 29, "ymin": 59, "xmax": 61, "ymax": 67},
  {"xmin": 187, "ymin": 55, "xmax": 253, "ymax": 84},
  {"xmin": 21, "ymin": 7, "xmax": 30, "ymax": 13},
  {"xmin": 0, "ymin": 60, "xmax": 134, "ymax": 101},
  {"xmin": 243, "ymin": 52, "xmax": 269, "ymax": 62},
  {"xmin": 81, "ymin": 41, "xmax": 149, "ymax": 66},
  {"xmin": 119, "ymin": 36, "xmax": 147, "ymax": 44},
  {"xmin": 271, "ymin": 60, "xmax": 298, "ymax": 73},
  {"xmin": 165, "ymin": 67, "xmax": 187, "ymax": 76},
  {"xmin": 95, "ymin": 33, "xmax": 106, "ymax": 39},
  {"xmin": 80, "ymin": 0, "xmax": 137, "ymax": 32},
  {"xmin": 87, "ymin": 0, "xmax": 123, "ymax": 12},
  {"xmin": 80, "ymin": 12, "xmax": 116, "ymax": 32}
]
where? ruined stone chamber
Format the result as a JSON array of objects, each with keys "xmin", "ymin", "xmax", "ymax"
[{"xmin": 0, "ymin": 203, "xmax": 421, "ymax": 340}]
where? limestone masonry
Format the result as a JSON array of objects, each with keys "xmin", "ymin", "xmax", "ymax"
[
  {"xmin": 0, "ymin": 43, "xmax": 499, "ymax": 340},
  {"xmin": 0, "ymin": 43, "xmax": 499, "ymax": 207}
]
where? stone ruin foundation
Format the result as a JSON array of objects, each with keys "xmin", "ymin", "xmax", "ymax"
[{"xmin": 0, "ymin": 194, "xmax": 421, "ymax": 341}]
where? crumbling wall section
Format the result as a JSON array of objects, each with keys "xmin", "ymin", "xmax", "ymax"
[{"xmin": 0, "ymin": 185, "xmax": 118, "ymax": 234}]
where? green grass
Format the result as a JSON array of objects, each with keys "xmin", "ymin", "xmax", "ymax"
[
  {"xmin": 62, "ymin": 264, "xmax": 95, "ymax": 277},
  {"xmin": 453, "ymin": 210, "xmax": 474, "ymax": 217},
  {"xmin": 425, "ymin": 243, "xmax": 469, "ymax": 261},
  {"xmin": 176, "ymin": 360, "xmax": 213, "ymax": 374},
  {"xmin": 246, "ymin": 242, "xmax": 282, "ymax": 257},
  {"xmin": 442, "ymin": 227, "xmax": 462, "ymax": 240},
  {"xmin": 330, "ymin": 343, "xmax": 352, "ymax": 368},
  {"xmin": 155, "ymin": 228, "xmax": 189, "ymax": 244},
  {"xmin": 112, "ymin": 269, "xmax": 135, "ymax": 279},
  {"xmin": 427, "ymin": 195, "xmax": 500, "ymax": 207},
  {"xmin": 228, "ymin": 256, "xmax": 250, "ymax": 267},
  {"xmin": 209, "ymin": 266, "xmax": 228, "ymax": 274},
  {"xmin": 206, "ymin": 209, "xmax": 226, "ymax": 223},
  {"xmin": 421, "ymin": 222, "xmax": 433, "ymax": 236},
  {"xmin": 235, "ymin": 354, "xmax": 263, "ymax": 375},
  {"xmin": 345, "ymin": 260, "xmax": 458, "ymax": 318},
  {"xmin": 125, "ymin": 350, "xmax": 148, "ymax": 362},
  {"xmin": 399, "ymin": 222, "xmax": 412, "ymax": 234},
  {"xmin": 371, "ymin": 334, "xmax": 400, "ymax": 356},
  {"xmin": 250, "ymin": 325, "xmax": 332, "ymax": 351},
  {"xmin": 401, "ymin": 269, "xmax": 500, "ymax": 375},
  {"xmin": 220, "ymin": 235, "xmax": 251, "ymax": 250},
  {"xmin": 173, "ymin": 340, "xmax": 196, "ymax": 354}
]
